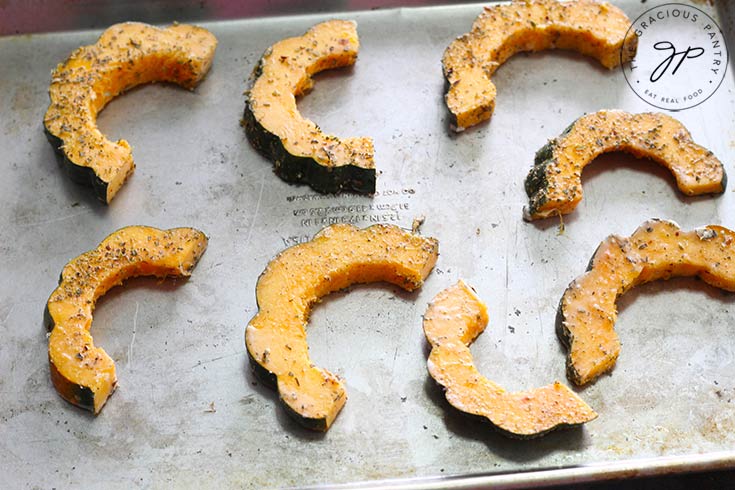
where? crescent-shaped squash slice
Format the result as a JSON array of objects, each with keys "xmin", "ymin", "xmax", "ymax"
[
  {"xmin": 245, "ymin": 224, "xmax": 438, "ymax": 431},
  {"xmin": 44, "ymin": 22, "xmax": 217, "ymax": 203},
  {"xmin": 524, "ymin": 111, "xmax": 726, "ymax": 220},
  {"xmin": 559, "ymin": 219, "xmax": 735, "ymax": 385},
  {"xmin": 46, "ymin": 226, "xmax": 208, "ymax": 413},
  {"xmin": 443, "ymin": 0, "xmax": 636, "ymax": 130},
  {"xmin": 424, "ymin": 280, "xmax": 596, "ymax": 438},
  {"xmin": 243, "ymin": 20, "xmax": 375, "ymax": 194}
]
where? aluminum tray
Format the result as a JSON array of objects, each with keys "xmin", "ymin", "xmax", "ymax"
[{"xmin": 1, "ymin": 1, "xmax": 734, "ymax": 488}]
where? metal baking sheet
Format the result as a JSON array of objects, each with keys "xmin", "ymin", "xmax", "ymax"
[{"xmin": 1, "ymin": 1, "xmax": 734, "ymax": 488}]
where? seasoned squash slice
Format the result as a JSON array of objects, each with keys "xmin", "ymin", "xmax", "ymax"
[
  {"xmin": 559, "ymin": 219, "xmax": 735, "ymax": 385},
  {"xmin": 46, "ymin": 226, "xmax": 208, "ymax": 413},
  {"xmin": 443, "ymin": 0, "xmax": 635, "ymax": 130},
  {"xmin": 243, "ymin": 20, "xmax": 375, "ymax": 194},
  {"xmin": 246, "ymin": 224, "xmax": 438, "ymax": 430},
  {"xmin": 424, "ymin": 281, "xmax": 596, "ymax": 438},
  {"xmin": 44, "ymin": 22, "xmax": 217, "ymax": 203},
  {"xmin": 525, "ymin": 111, "xmax": 725, "ymax": 220}
]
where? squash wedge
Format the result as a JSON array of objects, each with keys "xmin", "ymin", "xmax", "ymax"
[
  {"xmin": 559, "ymin": 219, "xmax": 735, "ymax": 385},
  {"xmin": 44, "ymin": 22, "xmax": 217, "ymax": 203},
  {"xmin": 443, "ymin": 0, "xmax": 636, "ymax": 130},
  {"xmin": 243, "ymin": 20, "xmax": 375, "ymax": 194},
  {"xmin": 46, "ymin": 226, "xmax": 208, "ymax": 413},
  {"xmin": 525, "ymin": 111, "xmax": 726, "ymax": 220},
  {"xmin": 424, "ymin": 281, "xmax": 596, "ymax": 438},
  {"xmin": 245, "ymin": 224, "xmax": 438, "ymax": 431}
]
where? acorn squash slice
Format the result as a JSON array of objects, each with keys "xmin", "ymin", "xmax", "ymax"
[
  {"xmin": 243, "ymin": 20, "xmax": 375, "ymax": 194},
  {"xmin": 424, "ymin": 281, "xmax": 596, "ymax": 438},
  {"xmin": 245, "ymin": 224, "xmax": 438, "ymax": 431},
  {"xmin": 559, "ymin": 219, "xmax": 735, "ymax": 385},
  {"xmin": 524, "ymin": 111, "xmax": 726, "ymax": 220},
  {"xmin": 44, "ymin": 22, "xmax": 217, "ymax": 203},
  {"xmin": 443, "ymin": 0, "xmax": 636, "ymax": 130},
  {"xmin": 46, "ymin": 226, "xmax": 208, "ymax": 413}
]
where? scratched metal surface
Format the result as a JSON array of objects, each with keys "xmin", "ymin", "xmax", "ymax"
[{"xmin": 1, "ymin": 1, "xmax": 735, "ymax": 488}]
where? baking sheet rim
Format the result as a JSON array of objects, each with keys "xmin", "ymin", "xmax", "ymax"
[{"xmin": 300, "ymin": 451, "xmax": 735, "ymax": 489}]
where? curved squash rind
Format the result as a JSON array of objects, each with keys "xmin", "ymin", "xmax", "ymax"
[
  {"xmin": 424, "ymin": 281, "xmax": 596, "ymax": 438},
  {"xmin": 559, "ymin": 219, "xmax": 735, "ymax": 385},
  {"xmin": 442, "ymin": 0, "xmax": 636, "ymax": 130},
  {"xmin": 44, "ymin": 22, "xmax": 217, "ymax": 203},
  {"xmin": 47, "ymin": 226, "xmax": 208, "ymax": 413},
  {"xmin": 524, "ymin": 111, "xmax": 726, "ymax": 221},
  {"xmin": 245, "ymin": 224, "xmax": 438, "ymax": 431},
  {"xmin": 245, "ymin": 341, "xmax": 341, "ymax": 432},
  {"xmin": 243, "ymin": 20, "xmax": 376, "ymax": 195},
  {"xmin": 50, "ymin": 361, "xmax": 96, "ymax": 412},
  {"xmin": 243, "ymin": 98, "xmax": 376, "ymax": 194},
  {"xmin": 44, "ymin": 128, "xmax": 112, "ymax": 200}
]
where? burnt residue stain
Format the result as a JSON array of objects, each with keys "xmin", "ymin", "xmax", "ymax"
[{"xmin": 699, "ymin": 412, "xmax": 735, "ymax": 442}]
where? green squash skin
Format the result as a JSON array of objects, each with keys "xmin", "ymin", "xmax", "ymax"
[
  {"xmin": 280, "ymin": 397, "xmax": 329, "ymax": 432},
  {"xmin": 441, "ymin": 43, "xmax": 495, "ymax": 131},
  {"xmin": 555, "ymin": 295, "xmax": 571, "ymax": 352},
  {"xmin": 720, "ymin": 168, "xmax": 728, "ymax": 194},
  {"xmin": 441, "ymin": 75, "xmax": 459, "ymax": 130},
  {"xmin": 555, "ymin": 295, "xmax": 581, "ymax": 385},
  {"xmin": 246, "ymin": 347, "xmax": 277, "ymax": 390},
  {"xmin": 44, "ymin": 125, "xmax": 110, "ymax": 203},
  {"xmin": 523, "ymin": 159, "xmax": 552, "ymax": 218},
  {"xmin": 555, "ymin": 240, "xmax": 607, "ymax": 386},
  {"xmin": 246, "ymin": 258, "xmax": 331, "ymax": 430},
  {"xmin": 243, "ymin": 57, "xmax": 375, "ymax": 195},
  {"xmin": 524, "ymin": 117, "xmax": 584, "ymax": 217},
  {"xmin": 43, "ymin": 304, "xmax": 54, "ymax": 332},
  {"xmin": 524, "ymin": 157, "xmax": 552, "ymax": 201},
  {"xmin": 523, "ymin": 138, "xmax": 562, "ymax": 217},
  {"xmin": 441, "ymin": 76, "xmax": 495, "ymax": 131},
  {"xmin": 49, "ymin": 360, "xmax": 97, "ymax": 412},
  {"xmin": 44, "ymin": 268, "xmax": 67, "ymax": 332},
  {"xmin": 439, "ymin": 390, "xmax": 586, "ymax": 439},
  {"xmin": 247, "ymin": 346, "xmax": 330, "ymax": 431},
  {"xmin": 526, "ymin": 117, "xmax": 727, "ymax": 220},
  {"xmin": 246, "ymin": 257, "xmax": 334, "ymax": 431},
  {"xmin": 46, "ymin": 270, "xmax": 98, "ymax": 412}
]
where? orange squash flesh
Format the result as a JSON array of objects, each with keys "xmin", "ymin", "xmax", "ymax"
[
  {"xmin": 525, "ymin": 111, "xmax": 726, "ymax": 220},
  {"xmin": 46, "ymin": 226, "xmax": 208, "ymax": 413},
  {"xmin": 44, "ymin": 22, "xmax": 217, "ymax": 203},
  {"xmin": 559, "ymin": 219, "xmax": 735, "ymax": 385},
  {"xmin": 424, "ymin": 281, "xmax": 596, "ymax": 438},
  {"xmin": 245, "ymin": 224, "xmax": 439, "ymax": 431},
  {"xmin": 443, "ymin": 0, "xmax": 636, "ymax": 130},
  {"xmin": 243, "ymin": 20, "xmax": 375, "ymax": 194}
]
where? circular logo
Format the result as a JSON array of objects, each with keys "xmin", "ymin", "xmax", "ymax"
[{"xmin": 622, "ymin": 3, "xmax": 728, "ymax": 111}]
